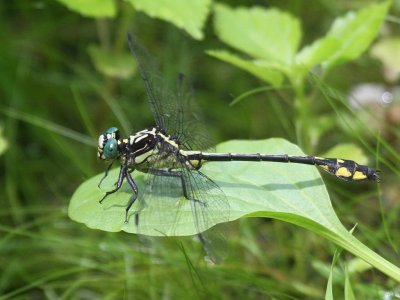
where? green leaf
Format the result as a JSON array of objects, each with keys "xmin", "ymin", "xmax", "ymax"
[
  {"xmin": 213, "ymin": 4, "xmax": 301, "ymax": 66},
  {"xmin": 127, "ymin": 0, "xmax": 211, "ymax": 40},
  {"xmin": 88, "ymin": 45, "xmax": 136, "ymax": 79},
  {"xmin": 371, "ymin": 37, "xmax": 400, "ymax": 82},
  {"xmin": 207, "ymin": 49, "xmax": 285, "ymax": 86},
  {"xmin": 322, "ymin": 1, "xmax": 390, "ymax": 70},
  {"xmin": 70, "ymin": 138, "xmax": 400, "ymax": 281},
  {"xmin": 296, "ymin": 36, "xmax": 340, "ymax": 68},
  {"xmin": 320, "ymin": 143, "xmax": 369, "ymax": 166},
  {"xmin": 55, "ymin": 0, "xmax": 116, "ymax": 18}
]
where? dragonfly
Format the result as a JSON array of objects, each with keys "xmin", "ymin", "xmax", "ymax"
[{"xmin": 97, "ymin": 33, "xmax": 380, "ymax": 262}]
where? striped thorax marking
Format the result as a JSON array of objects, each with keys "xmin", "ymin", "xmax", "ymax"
[{"xmin": 158, "ymin": 131, "xmax": 179, "ymax": 148}]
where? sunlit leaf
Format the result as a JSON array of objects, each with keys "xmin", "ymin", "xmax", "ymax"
[
  {"xmin": 213, "ymin": 4, "xmax": 301, "ymax": 66},
  {"xmin": 88, "ymin": 45, "xmax": 136, "ymax": 79},
  {"xmin": 55, "ymin": 0, "xmax": 116, "ymax": 17},
  {"xmin": 127, "ymin": 0, "xmax": 211, "ymax": 40},
  {"xmin": 371, "ymin": 37, "xmax": 400, "ymax": 82},
  {"xmin": 322, "ymin": 1, "xmax": 390, "ymax": 70},
  {"xmin": 70, "ymin": 138, "xmax": 400, "ymax": 281},
  {"xmin": 296, "ymin": 36, "xmax": 340, "ymax": 68},
  {"xmin": 207, "ymin": 49, "xmax": 285, "ymax": 86}
]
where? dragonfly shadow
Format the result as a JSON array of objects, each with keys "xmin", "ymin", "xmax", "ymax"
[
  {"xmin": 101, "ymin": 202, "xmax": 127, "ymax": 210},
  {"xmin": 261, "ymin": 177, "xmax": 323, "ymax": 191},
  {"xmin": 216, "ymin": 177, "xmax": 323, "ymax": 192}
]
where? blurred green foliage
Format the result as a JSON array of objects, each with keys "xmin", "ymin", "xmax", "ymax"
[{"xmin": 1, "ymin": 0, "xmax": 400, "ymax": 299}]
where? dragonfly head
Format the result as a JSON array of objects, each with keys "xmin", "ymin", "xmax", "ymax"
[{"xmin": 98, "ymin": 127, "xmax": 120, "ymax": 160}]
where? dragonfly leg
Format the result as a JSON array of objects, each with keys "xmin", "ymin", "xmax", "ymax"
[
  {"xmin": 99, "ymin": 166, "xmax": 126, "ymax": 203},
  {"xmin": 124, "ymin": 171, "xmax": 138, "ymax": 223},
  {"xmin": 148, "ymin": 168, "xmax": 205, "ymax": 206},
  {"xmin": 98, "ymin": 161, "xmax": 114, "ymax": 188}
]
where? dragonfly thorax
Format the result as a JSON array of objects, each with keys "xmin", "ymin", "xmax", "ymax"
[{"xmin": 98, "ymin": 127, "xmax": 157, "ymax": 161}]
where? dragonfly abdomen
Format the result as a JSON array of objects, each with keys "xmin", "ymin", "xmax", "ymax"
[{"xmin": 184, "ymin": 152, "xmax": 380, "ymax": 182}]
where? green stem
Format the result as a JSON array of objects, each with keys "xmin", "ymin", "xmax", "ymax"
[
  {"xmin": 271, "ymin": 213, "xmax": 400, "ymax": 281},
  {"xmin": 329, "ymin": 230, "xmax": 400, "ymax": 282}
]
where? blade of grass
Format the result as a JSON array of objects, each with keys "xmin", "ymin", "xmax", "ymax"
[
  {"xmin": 71, "ymin": 83, "xmax": 98, "ymax": 139},
  {"xmin": 0, "ymin": 106, "xmax": 96, "ymax": 147}
]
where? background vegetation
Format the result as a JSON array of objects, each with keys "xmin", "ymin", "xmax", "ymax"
[{"xmin": 1, "ymin": 0, "xmax": 400, "ymax": 299}]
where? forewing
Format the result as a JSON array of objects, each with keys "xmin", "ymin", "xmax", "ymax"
[
  {"xmin": 127, "ymin": 33, "xmax": 213, "ymax": 152},
  {"xmin": 175, "ymin": 73, "xmax": 215, "ymax": 152}
]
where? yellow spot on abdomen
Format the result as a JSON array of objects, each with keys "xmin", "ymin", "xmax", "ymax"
[
  {"xmin": 352, "ymin": 171, "xmax": 367, "ymax": 180},
  {"xmin": 336, "ymin": 167, "xmax": 352, "ymax": 178},
  {"xmin": 319, "ymin": 165, "xmax": 329, "ymax": 171}
]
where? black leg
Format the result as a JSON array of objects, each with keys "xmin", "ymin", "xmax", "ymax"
[
  {"xmin": 148, "ymin": 168, "xmax": 203, "ymax": 205},
  {"xmin": 98, "ymin": 161, "xmax": 114, "ymax": 188},
  {"xmin": 99, "ymin": 166, "xmax": 126, "ymax": 203},
  {"xmin": 124, "ymin": 171, "xmax": 139, "ymax": 223}
]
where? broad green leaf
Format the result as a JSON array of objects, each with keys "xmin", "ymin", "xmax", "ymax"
[
  {"xmin": 371, "ymin": 37, "xmax": 400, "ymax": 82},
  {"xmin": 296, "ymin": 36, "xmax": 340, "ymax": 68},
  {"xmin": 70, "ymin": 138, "xmax": 400, "ymax": 281},
  {"xmin": 320, "ymin": 143, "xmax": 368, "ymax": 166},
  {"xmin": 127, "ymin": 0, "xmax": 211, "ymax": 40},
  {"xmin": 207, "ymin": 49, "xmax": 285, "ymax": 86},
  {"xmin": 55, "ymin": 0, "xmax": 116, "ymax": 18},
  {"xmin": 213, "ymin": 4, "xmax": 301, "ymax": 66},
  {"xmin": 88, "ymin": 45, "xmax": 136, "ymax": 79},
  {"xmin": 322, "ymin": 1, "xmax": 390, "ymax": 70}
]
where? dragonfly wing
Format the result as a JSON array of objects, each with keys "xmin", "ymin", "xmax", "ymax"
[
  {"xmin": 127, "ymin": 33, "xmax": 213, "ymax": 152},
  {"xmin": 131, "ymin": 143, "xmax": 229, "ymax": 262}
]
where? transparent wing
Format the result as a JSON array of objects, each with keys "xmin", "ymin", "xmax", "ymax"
[
  {"xmin": 175, "ymin": 73, "xmax": 214, "ymax": 152},
  {"xmin": 131, "ymin": 143, "xmax": 229, "ymax": 261},
  {"xmin": 127, "ymin": 33, "xmax": 213, "ymax": 152},
  {"xmin": 126, "ymin": 33, "xmax": 226, "ymax": 262},
  {"xmin": 181, "ymin": 165, "xmax": 230, "ymax": 234},
  {"xmin": 132, "ymin": 147, "xmax": 229, "ymax": 234}
]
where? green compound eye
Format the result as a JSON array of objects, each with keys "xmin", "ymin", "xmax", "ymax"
[
  {"xmin": 106, "ymin": 127, "xmax": 119, "ymax": 138},
  {"xmin": 103, "ymin": 138, "xmax": 119, "ymax": 159}
]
